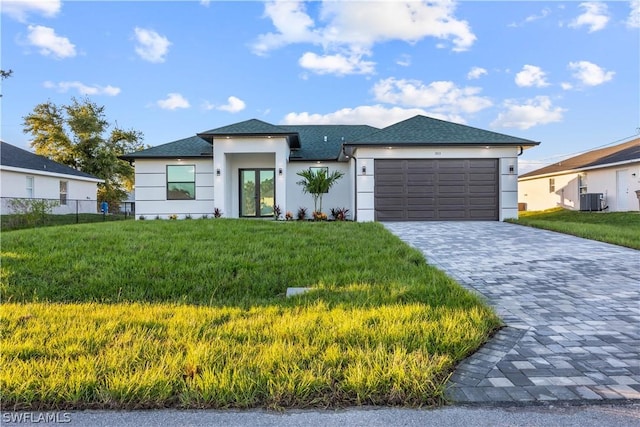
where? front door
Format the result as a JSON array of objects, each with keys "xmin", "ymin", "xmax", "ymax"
[{"xmin": 240, "ymin": 169, "xmax": 275, "ymax": 217}]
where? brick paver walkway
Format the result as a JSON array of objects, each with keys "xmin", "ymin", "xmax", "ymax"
[{"xmin": 383, "ymin": 221, "xmax": 640, "ymax": 404}]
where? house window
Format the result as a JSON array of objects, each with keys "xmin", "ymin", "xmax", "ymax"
[
  {"xmin": 26, "ymin": 176, "xmax": 34, "ymax": 198},
  {"xmin": 549, "ymin": 178, "xmax": 555, "ymax": 193},
  {"xmin": 578, "ymin": 173, "xmax": 587, "ymax": 195},
  {"xmin": 309, "ymin": 167, "xmax": 329, "ymax": 193},
  {"xmin": 167, "ymin": 165, "xmax": 196, "ymax": 200},
  {"xmin": 59, "ymin": 181, "xmax": 68, "ymax": 205}
]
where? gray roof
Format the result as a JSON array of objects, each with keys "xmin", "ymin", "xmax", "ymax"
[
  {"xmin": 1, "ymin": 141, "xmax": 101, "ymax": 180},
  {"xmin": 199, "ymin": 119, "xmax": 294, "ymax": 137},
  {"xmin": 281, "ymin": 125, "xmax": 378, "ymax": 160},
  {"xmin": 123, "ymin": 115, "xmax": 538, "ymax": 161},
  {"xmin": 347, "ymin": 115, "xmax": 539, "ymax": 146},
  {"xmin": 519, "ymin": 138, "xmax": 640, "ymax": 179},
  {"xmin": 120, "ymin": 136, "xmax": 212, "ymax": 160}
]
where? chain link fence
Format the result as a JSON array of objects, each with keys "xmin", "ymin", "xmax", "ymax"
[{"xmin": 1, "ymin": 197, "xmax": 135, "ymax": 231}]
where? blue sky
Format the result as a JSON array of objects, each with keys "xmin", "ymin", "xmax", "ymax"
[{"xmin": 1, "ymin": 0, "xmax": 638, "ymax": 173}]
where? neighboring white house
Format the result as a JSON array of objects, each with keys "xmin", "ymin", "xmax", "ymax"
[
  {"xmin": 120, "ymin": 115, "xmax": 540, "ymax": 222},
  {"xmin": 518, "ymin": 137, "xmax": 640, "ymax": 212},
  {"xmin": 1, "ymin": 141, "xmax": 103, "ymax": 214}
]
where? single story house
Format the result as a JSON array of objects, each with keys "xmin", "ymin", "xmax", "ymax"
[
  {"xmin": 121, "ymin": 115, "xmax": 539, "ymax": 222},
  {"xmin": 518, "ymin": 137, "xmax": 640, "ymax": 212},
  {"xmin": 0, "ymin": 141, "xmax": 103, "ymax": 214}
]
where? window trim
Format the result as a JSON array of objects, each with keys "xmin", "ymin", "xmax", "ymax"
[
  {"xmin": 548, "ymin": 178, "xmax": 555, "ymax": 193},
  {"xmin": 59, "ymin": 180, "xmax": 68, "ymax": 205},
  {"xmin": 166, "ymin": 164, "xmax": 196, "ymax": 200},
  {"xmin": 578, "ymin": 173, "xmax": 588, "ymax": 195},
  {"xmin": 26, "ymin": 176, "xmax": 34, "ymax": 198}
]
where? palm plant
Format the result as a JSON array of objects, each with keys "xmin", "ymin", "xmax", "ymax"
[{"xmin": 296, "ymin": 168, "xmax": 344, "ymax": 215}]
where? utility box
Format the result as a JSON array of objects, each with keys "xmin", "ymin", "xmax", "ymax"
[{"xmin": 579, "ymin": 193, "xmax": 603, "ymax": 211}]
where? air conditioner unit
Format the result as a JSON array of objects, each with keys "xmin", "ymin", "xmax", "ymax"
[{"xmin": 579, "ymin": 193, "xmax": 603, "ymax": 211}]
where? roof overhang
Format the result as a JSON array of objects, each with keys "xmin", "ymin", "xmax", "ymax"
[
  {"xmin": 518, "ymin": 158, "xmax": 640, "ymax": 181},
  {"xmin": 0, "ymin": 165, "xmax": 105, "ymax": 183},
  {"xmin": 197, "ymin": 132, "xmax": 301, "ymax": 149}
]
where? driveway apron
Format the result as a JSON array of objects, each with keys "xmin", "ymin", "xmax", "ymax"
[{"xmin": 383, "ymin": 221, "xmax": 640, "ymax": 404}]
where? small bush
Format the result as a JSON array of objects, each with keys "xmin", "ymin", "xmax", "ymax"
[
  {"xmin": 273, "ymin": 205, "xmax": 282, "ymax": 220},
  {"xmin": 213, "ymin": 208, "xmax": 223, "ymax": 218},
  {"xmin": 285, "ymin": 211, "xmax": 294, "ymax": 221},
  {"xmin": 312, "ymin": 211, "xmax": 328, "ymax": 221},
  {"xmin": 296, "ymin": 207, "xmax": 308, "ymax": 221},
  {"xmin": 330, "ymin": 207, "xmax": 350, "ymax": 221}
]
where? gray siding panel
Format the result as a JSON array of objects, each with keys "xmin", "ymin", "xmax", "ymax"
[{"xmin": 374, "ymin": 159, "xmax": 499, "ymax": 221}]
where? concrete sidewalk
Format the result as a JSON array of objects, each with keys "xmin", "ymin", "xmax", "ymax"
[{"xmin": 383, "ymin": 221, "xmax": 640, "ymax": 404}]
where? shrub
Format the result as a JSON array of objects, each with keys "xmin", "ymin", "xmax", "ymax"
[
  {"xmin": 296, "ymin": 207, "xmax": 308, "ymax": 221},
  {"xmin": 213, "ymin": 208, "xmax": 223, "ymax": 218},
  {"xmin": 169, "ymin": 214, "xmax": 178, "ymax": 220},
  {"xmin": 312, "ymin": 211, "xmax": 328, "ymax": 221},
  {"xmin": 285, "ymin": 211, "xmax": 294, "ymax": 221},
  {"xmin": 273, "ymin": 205, "xmax": 282, "ymax": 220},
  {"xmin": 330, "ymin": 207, "xmax": 350, "ymax": 221},
  {"xmin": 7, "ymin": 198, "xmax": 59, "ymax": 227}
]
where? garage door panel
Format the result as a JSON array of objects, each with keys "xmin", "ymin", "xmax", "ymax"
[
  {"xmin": 407, "ymin": 197, "xmax": 435, "ymax": 206},
  {"xmin": 407, "ymin": 186, "xmax": 435, "ymax": 195},
  {"xmin": 374, "ymin": 158, "xmax": 498, "ymax": 221}
]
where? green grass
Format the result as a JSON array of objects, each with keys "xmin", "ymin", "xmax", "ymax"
[
  {"xmin": 1, "ymin": 220, "xmax": 501, "ymax": 409},
  {"xmin": 509, "ymin": 208, "xmax": 640, "ymax": 249}
]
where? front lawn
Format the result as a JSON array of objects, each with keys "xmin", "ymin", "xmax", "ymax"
[
  {"xmin": 0, "ymin": 220, "xmax": 500, "ymax": 409},
  {"xmin": 509, "ymin": 208, "xmax": 640, "ymax": 250}
]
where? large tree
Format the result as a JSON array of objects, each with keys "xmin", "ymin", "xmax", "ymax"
[{"xmin": 23, "ymin": 98, "xmax": 145, "ymax": 207}]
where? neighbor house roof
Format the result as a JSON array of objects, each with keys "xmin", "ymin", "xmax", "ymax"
[
  {"xmin": 0, "ymin": 141, "xmax": 102, "ymax": 181},
  {"xmin": 346, "ymin": 115, "xmax": 539, "ymax": 146},
  {"xmin": 519, "ymin": 138, "xmax": 640, "ymax": 179},
  {"xmin": 122, "ymin": 115, "xmax": 538, "ymax": 161},
  {"xmin": 120, "ymin": 136, "xmax": 212, "ymax": 160}
]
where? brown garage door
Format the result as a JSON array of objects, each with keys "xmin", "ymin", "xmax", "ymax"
[{"xmin": 374, "ymin": 159, "xmax": 499, "ymax": 221}]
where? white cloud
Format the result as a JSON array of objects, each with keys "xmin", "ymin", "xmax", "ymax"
[
  {"xmin": 200, "ymin": 0, "xmax": 211, "ymax": 7},
  {"xmin": 561, "ymin": 82, "xmax": 573, "ymax": 90},
  {"xmin": 569, "ymin": 2, "xmax": 610, "ymax": 32},
  {"xmin": 396, "ymin": 54, "xmax": 411, "ymax": 67},
  {"xmin": 467, "ymin": 66, "xmax": 487, "ymax": 80},
  {"xmin": 515, "ymin": 65, "xmax": 550, "ymax": 88},
  {"xmin": 508, "ymin": 7, "xmax": 551, "ymax": 28},
  {"xmin": 318, "ymin": 1, "xmax": 476, "ymax": 52},
  {"xmin": 134, "ymin": 27, "xmax": 171, "ymax": 63},
  {"xmin": 202, "ymin": 96, "xmax": 246, "ymax": 113},
  {"xmin": 217, "ymin": 96, "xmax": 246, "ymax": 113},
  {"xmin": 43, "ymin": 81, "xmax": 120, "ymax": 96},
  {"xmin": 627, "ymin": 1, "xmax": 640, "ymax": 28},
  {"xmin": 156, "ymin": 93, "xmax": 190, "ymax": 110},
  {"xmin": 372, "ymin": 77, "xmax": 493, "ymax": 115},
  {"xmin": 491, "ymin": 96, "xmax": 566, "ymax": 130},
  {"xmin": 26, "ymin": 25, "xmax": 76, "ymax": 59},
  {"xmin": 568, "ymin": 60, "xmax": 615, "ymax": 86},
  {"xmin": 252, "ymin": 0, "xmax": 476, "ymax": 74},
  {"xmin": 252, "ymin": 1, "xmax": 319, "ymax": 55},
  {"xmin": 299, "ymin": 52, "xmax": 375, "ymax": 75},
  {"xmin": 282, "ymin": 105, "xmax": 461, "ymax": 128},
  {"xmin": 2, "ymin": 0, "xmax": 61, "ymax": 22}
]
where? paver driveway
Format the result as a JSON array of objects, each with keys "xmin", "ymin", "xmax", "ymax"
[{"xmin": 383, "ymin": 221, "xmax": 640, "ymax": 404}]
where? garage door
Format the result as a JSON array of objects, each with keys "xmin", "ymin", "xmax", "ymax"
[{"xmin": 374, "ymin": 159, "xmax": 498, "ymax": 221}]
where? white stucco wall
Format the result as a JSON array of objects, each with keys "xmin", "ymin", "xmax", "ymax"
[
  {"xmin": 133, "ymin": 158, "xmax": 214, "ymax": 219},
  {"xmin": 1, "ymin": 168, "xmax": 100, "ymax": 214},
  {"xmin": 352, "ymin": 146, "xmax": 521, "ymax": 222},
  {"xmin": 213, "ymin": 137, "xmax": 289, "ymax": 218},
  {"xmin": 519, "ymin": 162, "xmax": 640, "ymax": 212},
  {"xmin": 286, "ymin": 161, "xmax": 352, "ymax": 219}
]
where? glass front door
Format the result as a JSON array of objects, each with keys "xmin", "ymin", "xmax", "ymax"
[{"xmin": 240, "ymin": 169, "xmax": 275, "ymax": 217}]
